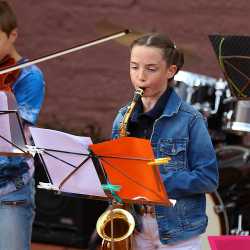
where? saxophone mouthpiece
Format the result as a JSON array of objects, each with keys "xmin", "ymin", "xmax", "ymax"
[
  {"xmin": 135, "ymin": 87, "xmax": 144, "ymax": 95},
  {"xmin": 137, "ymin": 87, "xmax": 145, "ymax": 94}
]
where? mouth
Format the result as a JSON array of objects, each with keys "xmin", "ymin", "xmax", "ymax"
[{"xmin": 138, "ymin": 87, "xmax": 145, "ymax": 91}]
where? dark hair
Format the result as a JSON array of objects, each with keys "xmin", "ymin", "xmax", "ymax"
[
  {"xmin": 130, "ymin": 33, "xmax": 184, "ymax": 76},
  {"xmin": 0, "ymin": 1, "xmax": 17, "ymax": 36}
]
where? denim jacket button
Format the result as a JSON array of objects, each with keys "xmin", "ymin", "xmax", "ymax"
[{"xmin": 160, "ymin": 147, "xmax": 164, "ymax": 152}]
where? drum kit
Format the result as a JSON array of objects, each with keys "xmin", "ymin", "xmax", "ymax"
[{"xmin": 174, "ymin": 70, "xmax": 250, "ymax": 248}]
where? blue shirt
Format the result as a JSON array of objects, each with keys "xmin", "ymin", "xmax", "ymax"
[
  {"xmin": 0, "ymin": 61, "xmax": 45, "ymax": 195},
  {"xmin": 13, "ymin": 59, "xmax": 45, "ymax": 125}
]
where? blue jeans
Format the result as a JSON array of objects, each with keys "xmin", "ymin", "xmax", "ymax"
[{"xmin": 0, "ymin": 179, "xmax": 35, "ymax": 250}]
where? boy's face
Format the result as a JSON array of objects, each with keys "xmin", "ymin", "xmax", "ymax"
[{"xmin": 0, "ymin": 29, "xmax": 17, "ymax": 61}]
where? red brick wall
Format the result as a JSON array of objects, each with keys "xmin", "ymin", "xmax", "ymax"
[{"xmin": 9, "ymin": 0, "xmax": 250, "ymax": 138}]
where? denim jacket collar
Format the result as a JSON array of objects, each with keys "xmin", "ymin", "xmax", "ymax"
[
  {"xmin": 161, "ymin": 89, "xmax": 182, "ymax": 118},
  {"xmin": 120, "ymin": 89, "xmax": 182, "ymax": 118}
]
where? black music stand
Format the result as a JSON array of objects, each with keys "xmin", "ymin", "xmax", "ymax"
[
  {"xmin": 29, "ymin": 127, "xmax": 172, "ymax": 206},
  {"xmin": 209, "ymin": 34, "xmax": 250, "ymax": 99},
  {"xmin": 30, "ymin": 127, "xmax": 173, "ymax": 250},
  {"xmin": 0, "ymin": 91, "xmax": 30, "ymax": 156},
  {"xmin": 1, "ymin": 91, "xmax": 173, "ymax": 248}
]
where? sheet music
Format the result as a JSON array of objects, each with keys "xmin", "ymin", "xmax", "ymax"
[
  {"xmin": 30, "ymin": 127, "xmax": 107, "ymax": 198},
  {"xmin": 0, "ymin": 93, "xmax": 12, "ymax": 152},
  {"xmin": 0, "ymin": 92, "xmax": 26, "ymax": 154}
]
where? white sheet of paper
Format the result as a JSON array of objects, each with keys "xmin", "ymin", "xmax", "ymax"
[
  {"xmin": 29, "ymin": 127, "xmax": 107, "ymax": 198},
  {"xmin": 0, "ymin": 92, "xmax": 25, "ymax": 154},
  {"xmin": 0, "ymin": 92, "xmax": 12, "ymax": 152}
]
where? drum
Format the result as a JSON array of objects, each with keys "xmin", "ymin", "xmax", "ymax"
[
  {"xmin": 174, "ymin": 70, "xmax": 218, "ymax": 116},
  {"xmin": 216, "ymin": 145, "xmax": 250, "ymax": 233},
  {"xmin": 202, "ymin": 192, "xmax": 229, "ymax": 250},
  {"xmin": 202, "ymin": 145, "xmax": 250, "ymax": 249},
  {"xmin": 223, "ymin": 100, "xmax": 250, "ymax": 133}
]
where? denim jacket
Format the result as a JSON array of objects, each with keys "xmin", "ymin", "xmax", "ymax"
[{"xmin": 112, "ymin": 89, "xmax": 218, "ymax": 244}]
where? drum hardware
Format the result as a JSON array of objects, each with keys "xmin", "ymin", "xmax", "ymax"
[
  {"xmin": 243, "ymin": 151, "xmax": 250, "ymax": 163},
  {"xmin": 174, "ymin": 71, "xmax": 228, "ymax": 127},
  {"xmin": 222, "ymin": 99, "xmax": 250, "ymax": 133},
  {"xmin": 202, "ymin": 192, "xmax": 230, "ymax": 250},
  {"xmin": 224, "ymin": 110, "xmax": 234, "ymax": 124},
  {"xmin": 210, "ymin": 79, "xmax": 227, "ymax": 115},
  {"xmin": 206, "ymin": 191, "xmax": 230, "ymax": 234},
  {"xmin": 230, "ymin": 214, "xmax": 250, "ymax": 236},
  {"xmin": 224, "ymin": 202, "xmax": 236, "ymax": 209},
  {"xmin": 185, "ymin": 85, "xmax": 195, "ymax": 104},
  {"xmin": 213, "ymin": 204, "xmax": 226, "ymax": 214},
  {"xmin": 213, "ymin": 199, "xmax": 238, "ymax": 213},
  {"xmin": 216, "ymin": 145, "xmax": 250, "ymax": 235},
  {"xmin": 223, "ymin": 97, "xmax": 237, "ymax": 105},
  {"xmin": 174, "ymin": 70, "xmax": 218, "ymax": 88}
]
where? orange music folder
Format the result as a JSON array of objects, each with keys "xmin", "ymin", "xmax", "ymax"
[{"xmin": 89, "ymin": 137, "xmax": 171, "ymax": 206}]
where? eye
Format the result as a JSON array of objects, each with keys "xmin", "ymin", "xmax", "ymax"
[
  {"xmin": 130, "ymin": 65, "xmax": 138, "ymax": 70},
  {"xmin": 147, "ymin": 67, "xmax": 157, "ymax": 72}
]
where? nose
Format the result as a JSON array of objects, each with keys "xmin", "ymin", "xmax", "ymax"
[{"xmin": 138, "ymin": 69, "xmax": 146, "ymax": 82}]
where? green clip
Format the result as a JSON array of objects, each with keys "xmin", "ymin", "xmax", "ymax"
[
  {"xmin": 102, "ymin": 183, "xmax": 121, "ymax": 192},
  {"xmin": 101, "ymin": 183, "xmax": 123, "ymax": 204}
]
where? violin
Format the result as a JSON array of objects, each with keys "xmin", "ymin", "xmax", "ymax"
[{"xmin": 0, "ymin": 55, "xmax": 20, "ymax": 92}]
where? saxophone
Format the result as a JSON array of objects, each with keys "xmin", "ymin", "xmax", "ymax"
[
  {"xmin": 96, "ymin": 88, "xmax": 144, "ymax": 250},
  {"xmin": 119, "ymin": 88, "xmax": 144, "ymax": 137}
]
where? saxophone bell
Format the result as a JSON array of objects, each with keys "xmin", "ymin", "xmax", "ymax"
[{"xmin": 96, "ymin": 208, "xmax": 135, "ymax": 242}]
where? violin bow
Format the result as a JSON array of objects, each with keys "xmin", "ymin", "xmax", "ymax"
[{"xmin": 0, "ymin": 29, "xmax": 130, "ymax": 75}]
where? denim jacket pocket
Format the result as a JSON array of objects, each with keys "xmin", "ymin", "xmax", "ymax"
[{"xmin": 158, "ymin": 139, "xmax": 187, "ymax": 172}]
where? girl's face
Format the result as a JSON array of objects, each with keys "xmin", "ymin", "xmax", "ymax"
[{"xmin": 130, "ymin": 45, "xmax": 176, "ymax": 100}]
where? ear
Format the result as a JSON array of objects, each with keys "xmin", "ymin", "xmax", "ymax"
[
  {"xmin": 167, "ymin": 65, "xmax": 177, "ymax": 79},
  {"xmin": 9, "ymin": 29, "xmax": 18, "ymax": 43}
]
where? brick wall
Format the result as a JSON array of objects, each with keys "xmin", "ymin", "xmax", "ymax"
[{"xmin": 9, "ymin": 0, "xmax": 250, "ymax": 138}]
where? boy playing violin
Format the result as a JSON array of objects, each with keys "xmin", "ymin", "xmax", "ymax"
[{"xmin": 0, "ymin": 1, "xmax": 45, "ymax": 249}]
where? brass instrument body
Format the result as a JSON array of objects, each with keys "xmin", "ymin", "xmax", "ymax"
[
  {"xmin": 119, "ymin": 88, "xmax": 144, "ymax": 137},
  {"xmin": 96, "ymin": 208, "xmax": 135, "ymax": 249},
  {"xmin": 96, "ymin": 88, "xmax": 144, "ymax": 249},
  {"xmin": 100, "ymin": 240, "xmax": 132, "ymax": 250}
]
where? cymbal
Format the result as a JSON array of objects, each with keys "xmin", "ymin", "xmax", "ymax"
[{"xmin": 95, "ymin": 19, "xmax": 201, "ymax": 65}]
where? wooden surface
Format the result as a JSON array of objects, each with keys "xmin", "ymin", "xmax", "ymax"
[
  {"xmin": 9, "ymin": 0, "xmax": 250, "ymax": 139},
  {"xmin": 31, "ymin": 243, "xmax": 85, "ymax": 250}
]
